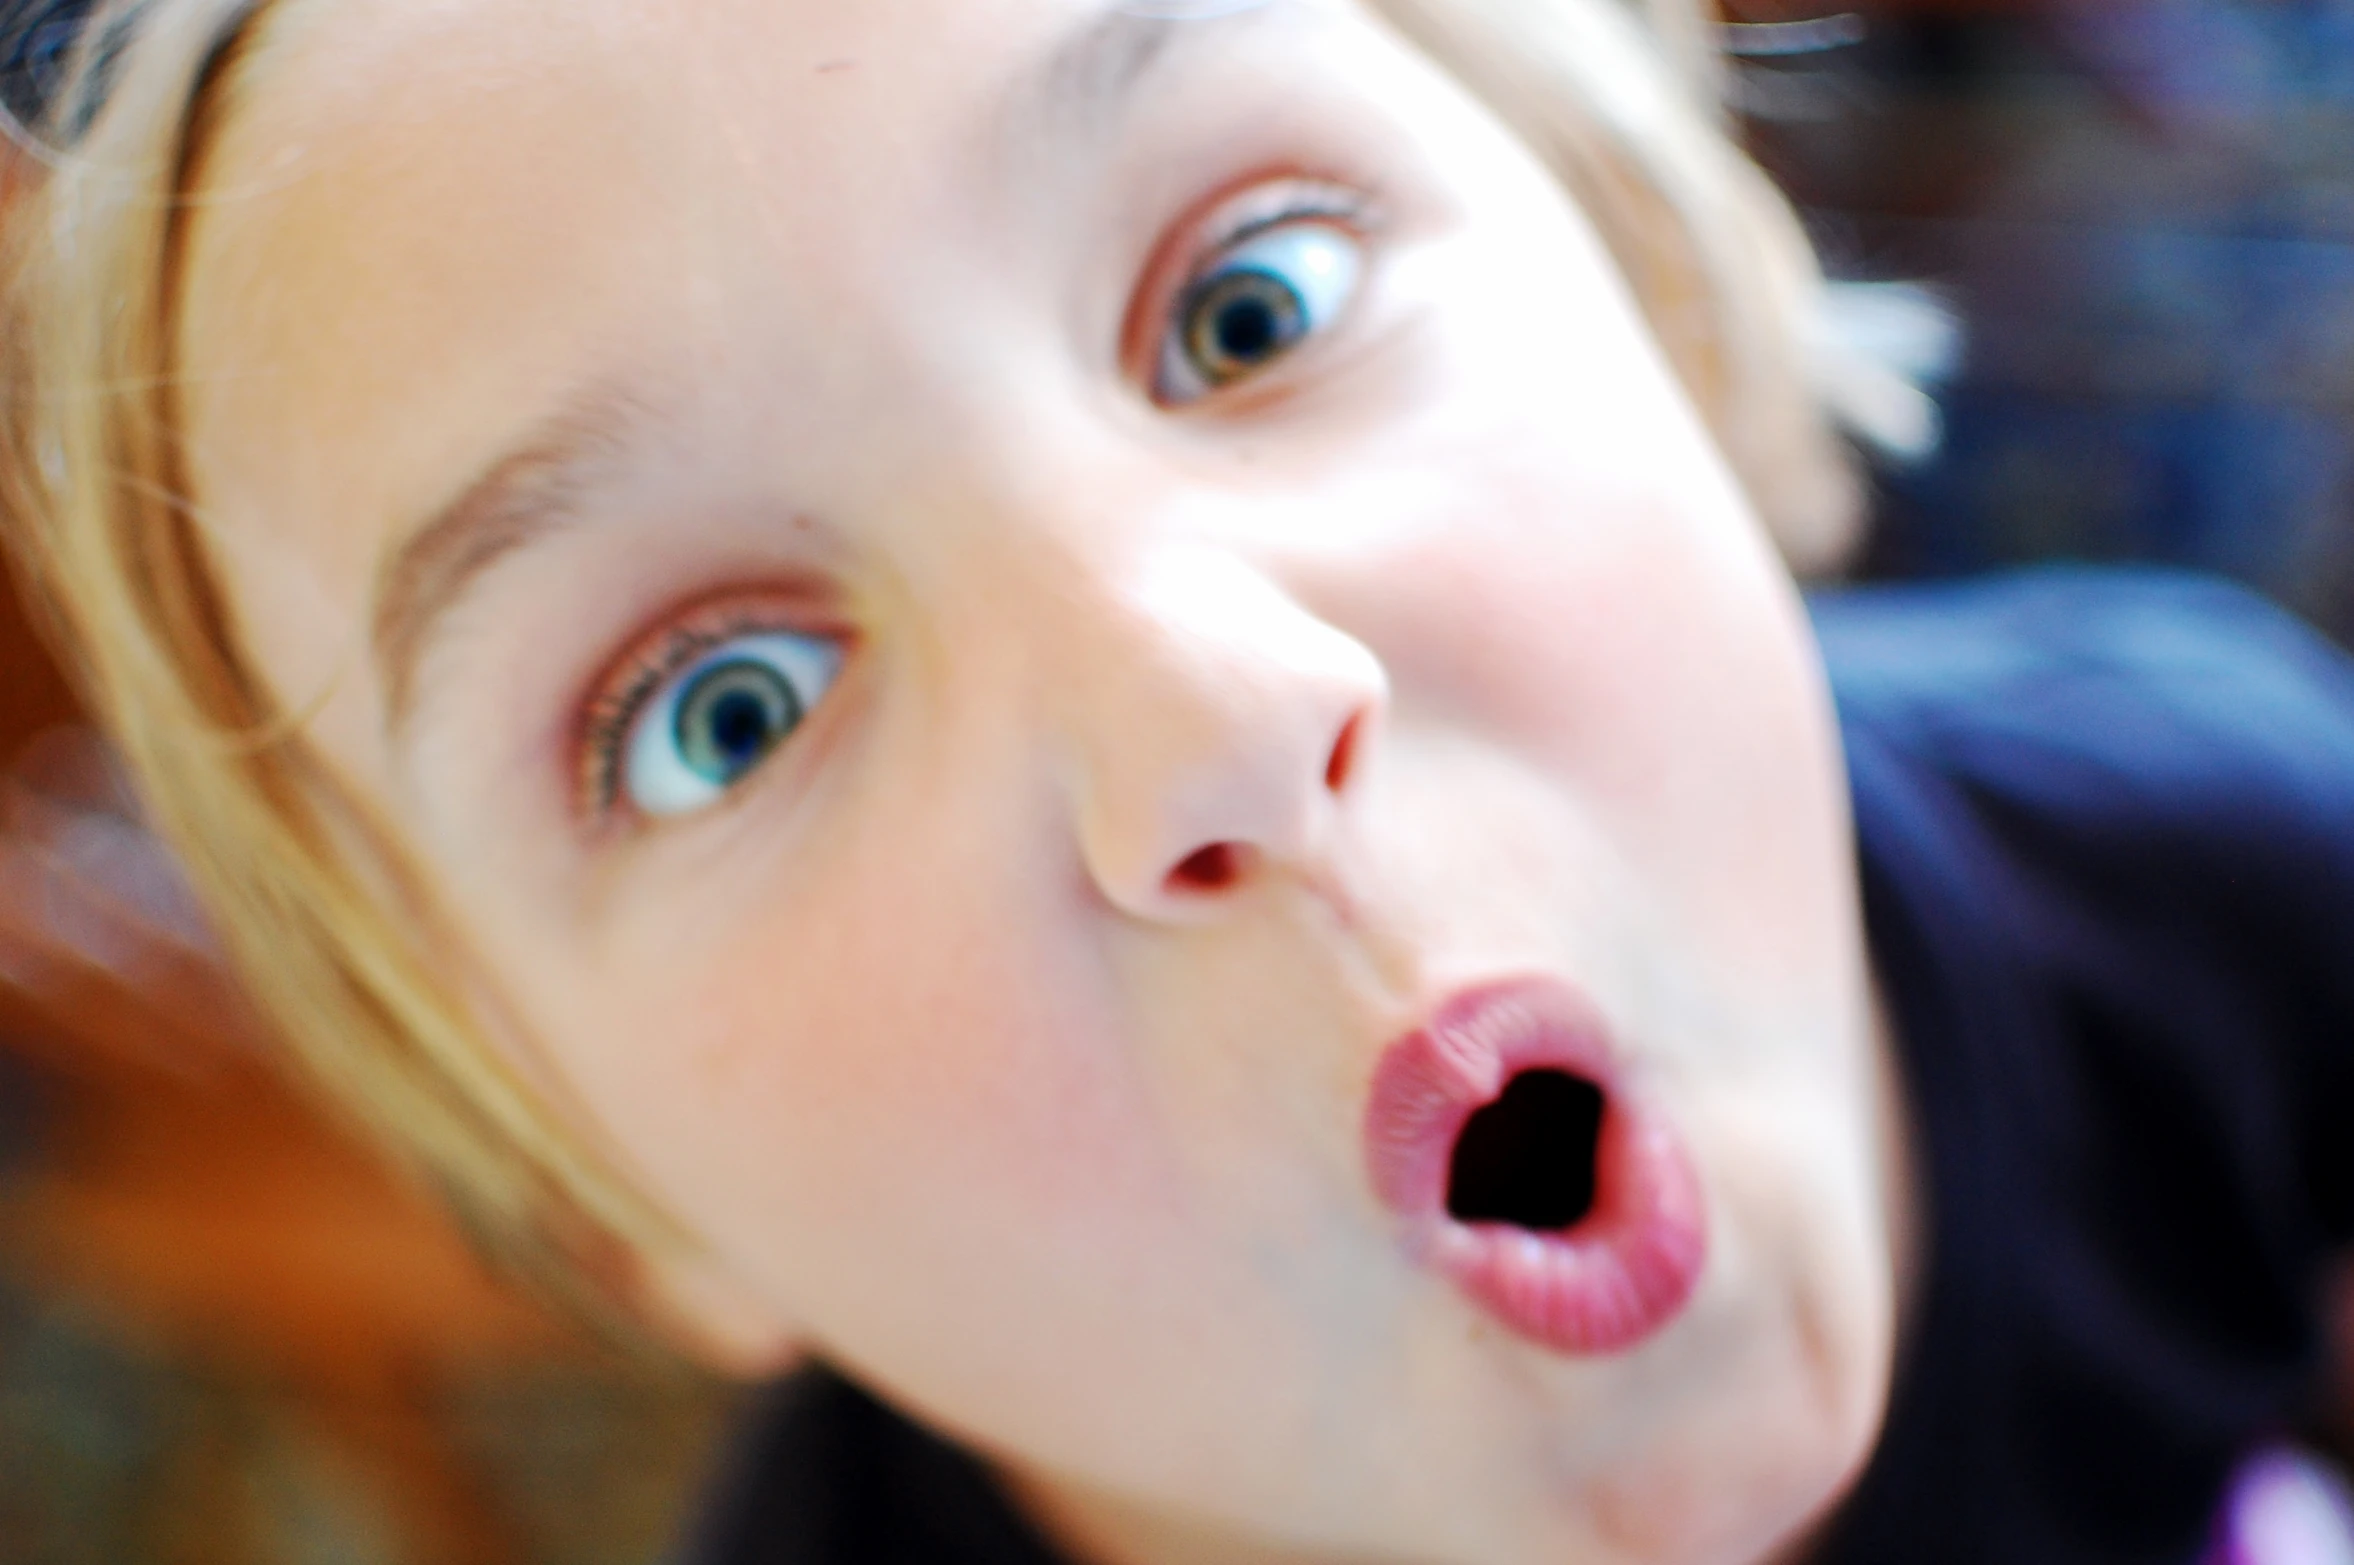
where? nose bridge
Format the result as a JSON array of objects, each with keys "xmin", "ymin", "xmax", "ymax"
[
  {"xmin": 1053, "ymin": 538, "xmax": 1389, "ymax": 918},
  {"xmin": 882, "ymin": 402, "xmax": 1386, "ymax": 918}
]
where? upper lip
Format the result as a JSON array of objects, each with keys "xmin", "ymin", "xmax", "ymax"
[{"xmin": 1361, "ymin": 973, "xmax": 1622, "ymax": 1219}]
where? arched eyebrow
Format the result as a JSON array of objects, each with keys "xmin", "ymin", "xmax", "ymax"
[
  {"xmin": 1018, "ymin": 0, "xmax": 1281, "ymax": 139},
  {"xmin": 371, "ymin": 384, "xmax": 658, "ymax": 735}
]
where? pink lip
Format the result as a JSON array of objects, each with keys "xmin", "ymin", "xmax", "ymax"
[{"xmin": 1364, "ymin": 977, "xmax": 1707, "ymax": 1356}]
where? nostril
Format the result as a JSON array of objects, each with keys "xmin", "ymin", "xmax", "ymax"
[
  {"xmin": 1168, "ymin": 841, "xmax": 1248, "ymax": 894},
  {"xmin": 1324, "ymin": 713, "xmax": 1364, "ymax": 794}
]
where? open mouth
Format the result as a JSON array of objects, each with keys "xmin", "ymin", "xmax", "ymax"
[
  {"xmin": 1365, "ymin": 978, "xmax": 1707, "ymax": 1356},
  {"xmin": 1444, "ymin": 1068, "xmax": 1605, "ymax": 1231}
]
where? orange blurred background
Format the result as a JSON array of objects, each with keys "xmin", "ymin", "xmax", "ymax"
[{"xmin": 0, "ymin": 525, "xmax": 730, "ymax": 1562}]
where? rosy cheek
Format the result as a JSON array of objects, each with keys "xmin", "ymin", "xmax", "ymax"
[
  {"xmin": 1563, "ymin": 541, "xmax": 1848, "ymax": 983},
  {"xmin": 1330, "ymin": 439, "xmax": 1845, "ymax": 1004},
  {"xmin": 555, "ymin": 821, "xmax": 1180, "ymax": 1307}
]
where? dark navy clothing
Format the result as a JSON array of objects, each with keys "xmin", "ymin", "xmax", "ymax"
[
  {"xmin": 1816, "ymin": 569, "xmax": 2354, "ymax": 1562},
  {"xmin": 673, "ymin": 1370, "xmax": 1061, "ymax": 1565},
  {"xmin": 681, "ymin": 569, "xmax": 2354, "ymax": 1565}
]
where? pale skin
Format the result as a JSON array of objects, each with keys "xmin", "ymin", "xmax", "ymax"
[{"xmin": 177, "ymin": 1, "xmax": 1914, "ymax": 1561}]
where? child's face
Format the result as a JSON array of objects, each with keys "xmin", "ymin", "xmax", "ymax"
[{"xmin": 179, "ymin": 0, "xmax": 1905, "ymax": 1559}]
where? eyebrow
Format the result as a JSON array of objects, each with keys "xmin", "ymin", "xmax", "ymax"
[
  {"xmin": 1021, "ymin": 0, "xmax": 1280, "ymax": 138},
  {"xmin": 371, "ymin": 384, "xmax": 656, "ymax": 733}
]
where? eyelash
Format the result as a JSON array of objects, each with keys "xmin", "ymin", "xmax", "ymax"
[{"xmin": 575, "ymin": 596, "xmax": 840, "ymax": 821}]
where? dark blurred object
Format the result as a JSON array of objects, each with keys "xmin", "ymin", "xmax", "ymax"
[
  {"xmin": 1737, "ymin": 0, "xmax": 2354, "ymax": 642},
  {"xmin": 0, "ymin": 0, "xmax": 97, "ymax": 136},
  {"xmin": 0, "ymin": 583, "xmax": 730, "ymax": 1560}
]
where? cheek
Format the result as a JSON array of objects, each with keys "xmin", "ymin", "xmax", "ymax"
[
  {"xmin": 1338, "ymin": 205, "xmax": 1856, "ymax": 1013},
  {"xmin": 1340, "ymin": 434, "xmax": 1852, "ymax": 1013},
  {"xmin": 524, "ymin": 805, "xmax": 1180, "ymax": 1333},
  {"xmin": 1575, "ymin": 541, "xmax": 1851, "ymax": 998}
]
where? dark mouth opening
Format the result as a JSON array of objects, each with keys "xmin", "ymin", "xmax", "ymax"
[{"xmin": 1445, "ymin": 1069, "xmax": 1605, "ymax": 1231}]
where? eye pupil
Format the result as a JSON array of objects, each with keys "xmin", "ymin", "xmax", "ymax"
[
  {"xmin": 1215, "ymin": 293, "xmax": 1283, "ymax": 360},
  {"xmin": 710, "ymin": 690, "xmax": 773, "ymax": 762},
  {"xmin": 1184, "ymin": 268, "xmax": 1307, "ymax": 385},
  {"xmin": 675, "ymin": 658, "xmax": 805, "ymax": 785}
]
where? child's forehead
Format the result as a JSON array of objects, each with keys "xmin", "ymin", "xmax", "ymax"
[
  {"xmin": 242, "ymin": 0, "xmax": 1323, "ymax": 140},
  {"xmin": 187, "ymin": 0, "xmax": 1356, "ymax": 416}
]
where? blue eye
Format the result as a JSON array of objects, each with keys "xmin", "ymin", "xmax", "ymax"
[
  {"xmin": 1157, "ymin": 218, "xmax": 1364, "ymax": 403},
  {"xmin": 622, "ymin": 632, "xmax": 842, "ymax": 817}
]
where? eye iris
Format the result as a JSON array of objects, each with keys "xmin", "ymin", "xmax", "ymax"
[
  {"xmin": 1183, "ymin": 267, "xmax": 1307, "ymax": 385},
  {"xmin": 674, "ymin": 658, "xmax": 804, "ymax": 785}
]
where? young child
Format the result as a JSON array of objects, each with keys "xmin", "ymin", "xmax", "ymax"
[{"xmin": 1, "ymin": 2, "xmax": 2349, "ymax": 1562}]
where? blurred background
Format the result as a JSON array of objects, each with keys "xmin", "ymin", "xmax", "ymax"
[
  {"xmin": 7, "ymin": 0, "xmax": 2354, "ymax": 1559},
  {"xmin": 1738, "ymin": 0, "xmax": 2354, "ymax": 636},
  {"xmin": 0, "ymin": 582, "xmax": 735, "ymax": 1559}
]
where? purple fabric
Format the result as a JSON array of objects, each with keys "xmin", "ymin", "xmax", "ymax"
[{"xmin": 2207, "ymin": 1450, "xmax": 2354, "ymax": 1565}]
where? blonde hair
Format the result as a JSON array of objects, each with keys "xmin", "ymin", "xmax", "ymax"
[{"xmin": 0, "ymin": 0, "xmax": 1871, "ymax": 1289}]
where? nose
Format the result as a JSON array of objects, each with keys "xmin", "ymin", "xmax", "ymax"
[{"xmin": 1064, "ymin": 546, "xmax": 1386, "ymax": 921}]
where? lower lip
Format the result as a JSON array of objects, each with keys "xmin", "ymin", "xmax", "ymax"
[{"xmin": 1364, "ymin": 978, "xmax": 1707, "ymax": 1356}]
